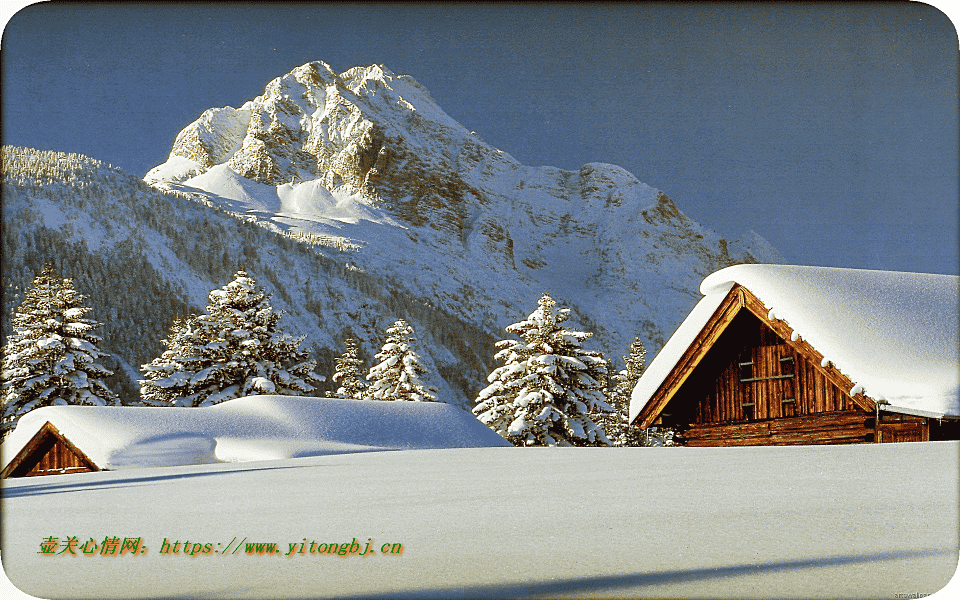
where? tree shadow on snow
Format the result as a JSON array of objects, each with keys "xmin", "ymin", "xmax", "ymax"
[
  {"xmin": 0, "ymin": 463, "xmax": 313, "ymax": 498},
  {"xmin": 340, "ymin": 547, "xmax": 955, "ymax": 599}
]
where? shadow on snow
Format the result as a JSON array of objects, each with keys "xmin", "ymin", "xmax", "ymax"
[
  {"xmin": 0, "ymin": 463, "xmax": 326, "ymax": 498},
  {"xmin": 338, "ymin": 548, "xmax": 956, "ymax": 600}
]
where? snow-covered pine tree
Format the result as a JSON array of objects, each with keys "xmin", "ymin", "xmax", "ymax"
[
  {"xmin": 1, "ymin": 265, "xmax": 116, "ymax": 439},
  {"xmin": 474, "ymin": 293, "xmax": 613, "ymax": 446},
  {"xmin": 138, "ymin": 270, "xmax": 323, "ymax": 407},
  {"xmin": 601, "ymin": 336, "xmax": 648, "ymax": 446},
  {"xmin": 333, "ymin": 337, "xmax": 366, "ymax": 399},
  {"xmin": 471, "ymin": 335, "xmax": 529, "ymax": 440},
  {"xmin": 365, "ymin": 319, "xmax": 436, "ymax": 402},
  {"xmin": 604, "ymin": 337, "xmax": 677, "ymax": 446},
  {"xmin": 137, "ymin": 315, "xmax": 202, "ymax": 406}
]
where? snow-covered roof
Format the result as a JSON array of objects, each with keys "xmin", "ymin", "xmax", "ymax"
[
  {"xmin": 1, "ymin": 395, "xmax": 511, "ymax": 471},
  {"xmin": 630, "ymin": 264, "xmax": 960, "ymax": 422}
]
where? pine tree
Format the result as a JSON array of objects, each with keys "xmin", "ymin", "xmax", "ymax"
[
  {"xmin": 137, "ymin": 315, "xmax": 203, "ymax": 406},
  {"xmin": 601, "ymin": 336, "xmax": 648, "ymax": 446},
  {"xmin": 603, "ymin": 337, "xmax": 677, "ymax": 446},
  {"xmin": 139, "ymin": 270, "xmax": 323, "ymax": 407},
  {"xmin": 332, "ymin": 337, "xmax": 366, "ymax": 399},
  {"xmin": 471, "ymin": 336, "xmax": 529, "ymax": 440},
  {"xmin": 1, "ymin": 265, "xmax": 116, "ymax": 439},
  {"xmin": 365, "ymin": 319, "xmax": 436, "ymax": 402},
  {"xmin": 474, "ymin": 293, "xmax": 612, "ymax": 446}
]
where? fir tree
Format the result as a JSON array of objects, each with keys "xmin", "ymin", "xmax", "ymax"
[
  {"xmin": 474, "ymin": 293, "xmax": 612, "ymax": 446},
  {"xmin": 365, "ymin": 319, "xmax": 436, "ymax": 401},
  {"xmin": 601, "ymin": 336, "xmax": 648, "ymax": 446},
  {"xmin": 332, "ymin": 337, "xmax": 366, "ymax": 399},
  {"xmin": 471, "ymin": 335, "xmax": 528, "ymax": 440},
  {"xmin": 1, "ymin": 265, "xmax": 116, "ymax": 439},
  {"xmin": 139, "ymin": 270, "xmax": 323, "ymax": 406},
  {"xmin": 603, "ymin": 337, "xmax": 677, "ymax": 446}
]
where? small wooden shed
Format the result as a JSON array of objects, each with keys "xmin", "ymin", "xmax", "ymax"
[
  {"xmin": 630, "ymin": 265, "xmax": 959, "ymax": 446},
  {"xmin": 1, "ymin": 421, "xmax": 100, "ymax": 478}
]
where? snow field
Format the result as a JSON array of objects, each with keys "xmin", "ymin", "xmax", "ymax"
[{"xmin": 2, "ymin": 441, "xmax": 957, "ymax": 599}]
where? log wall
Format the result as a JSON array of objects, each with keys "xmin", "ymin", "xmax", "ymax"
[
  {"xmin": 684, "ymin": 411, "xmax": 876, "ymax": 446},
  {"xmin": 876, "ymin": 414, "xmax": 928, "ymax": 443}
]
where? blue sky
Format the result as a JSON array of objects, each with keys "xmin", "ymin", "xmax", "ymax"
[{"xmin": 2, "ymin": 2, "xmax": 957, "ymax": 275}]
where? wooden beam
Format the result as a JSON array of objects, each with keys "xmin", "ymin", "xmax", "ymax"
[
  {"xmin": 635, "ymin": 286, "xmax": 746, "ymax": 429},
  {"xmin": 683, "ymin": 411, "xmax": 876, "ymax": 446}
]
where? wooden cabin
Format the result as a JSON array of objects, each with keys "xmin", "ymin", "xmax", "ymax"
[
  {"xmin": 630, "ymin": 265, "xmax": 960, "ymax": 446},
  {"xmin": 1, "ymin": 421, "xmax": 100, "ymax": 478}
]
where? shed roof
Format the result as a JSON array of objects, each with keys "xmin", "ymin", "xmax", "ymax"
[
  {"xmin": 630, "ymin": 265, "xmax": 959, "ymax": 423},
  {"xmin": 1, "ymin": 395, "xmax": 511, "ymax": 472}
]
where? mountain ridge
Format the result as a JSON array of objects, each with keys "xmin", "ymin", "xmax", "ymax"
[
  {"xmin": 3, "ymin": 61, "xmax": 782, "ymax": 407},
  {"xmin": 144, "ymin": 61, "xmax": 782, "ymax": 364}
]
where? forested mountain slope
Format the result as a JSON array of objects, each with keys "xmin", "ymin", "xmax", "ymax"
[{"xmin": 2, "ymin": 146, "xmax": 496, "ymax": 405}]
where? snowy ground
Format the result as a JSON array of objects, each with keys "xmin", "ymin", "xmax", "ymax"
[{"xmin": 2, "ymin": 442, "xmax": 958, "ymax": 599}]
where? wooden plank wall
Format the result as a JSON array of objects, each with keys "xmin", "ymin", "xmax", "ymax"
[
  {"xmin": 24, "ymin": 437, "xmax": 96, "ymax": 477},
  {"xmin": 685, "ymin": 412, "xmax": 876, "ymax": 446},
  {"xmin": 877, "ymin": 414, "xmax": 928, "ymax": 443},
  {"xmin": 693, "ymin": 319, "xmax": 858, "ymax": 426}
]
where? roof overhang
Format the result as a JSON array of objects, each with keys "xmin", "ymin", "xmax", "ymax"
[{"xmin": 878, "ymin": 403, "xmax": 957, "ymax": 420}]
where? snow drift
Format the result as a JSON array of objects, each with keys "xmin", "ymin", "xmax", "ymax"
[{"xmin": 1, "ymin": 395, "xmax": 511, "ymax": 471}]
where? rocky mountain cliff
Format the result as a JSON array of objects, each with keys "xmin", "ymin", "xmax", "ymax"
[{"xmin": 146, "ymin": 61, "xmax": 780, "ymax": 362}]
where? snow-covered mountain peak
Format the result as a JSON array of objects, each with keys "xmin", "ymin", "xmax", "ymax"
[
  {"xmin": 143, "ymin": 60, "xmax": 783, "ymax": 385},
  {"xmin": 147, "ymin": 61, "xmax": 472, "ymax": 195},
  {"xmin": 338, "ymin": 63, "xmax": 448, "ymax": 116},
  {"xmin": 340, "ymin": 63, "xmax": 397, "ymax": 92}
]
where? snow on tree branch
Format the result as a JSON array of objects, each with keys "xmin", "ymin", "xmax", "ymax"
[
  {"xmin": 473, "ymin": 293, "xmax": 612, "ymax": 447},
  {"xmin": 138, "ymin": 270, "xmax": 323, "ymax": 407},
  {"xmin": 365, "ymin": 320, "xmax": 436, "ymax": 402},
  {"xmin": 2, "ymin": 265, "xmax": 117, "ymax": 439}
]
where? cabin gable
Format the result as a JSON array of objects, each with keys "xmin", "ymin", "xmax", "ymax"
[
  {"xmin": 680, "ymin": 309, "xmax": 865, "ymax": 425},
  {"xmin": 632, "ymin": 285, "xmax": 912, "ymax": 446},
  {"xmin": 1, "ymin": 421, "xmax": 100, "ymax": 478}
]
